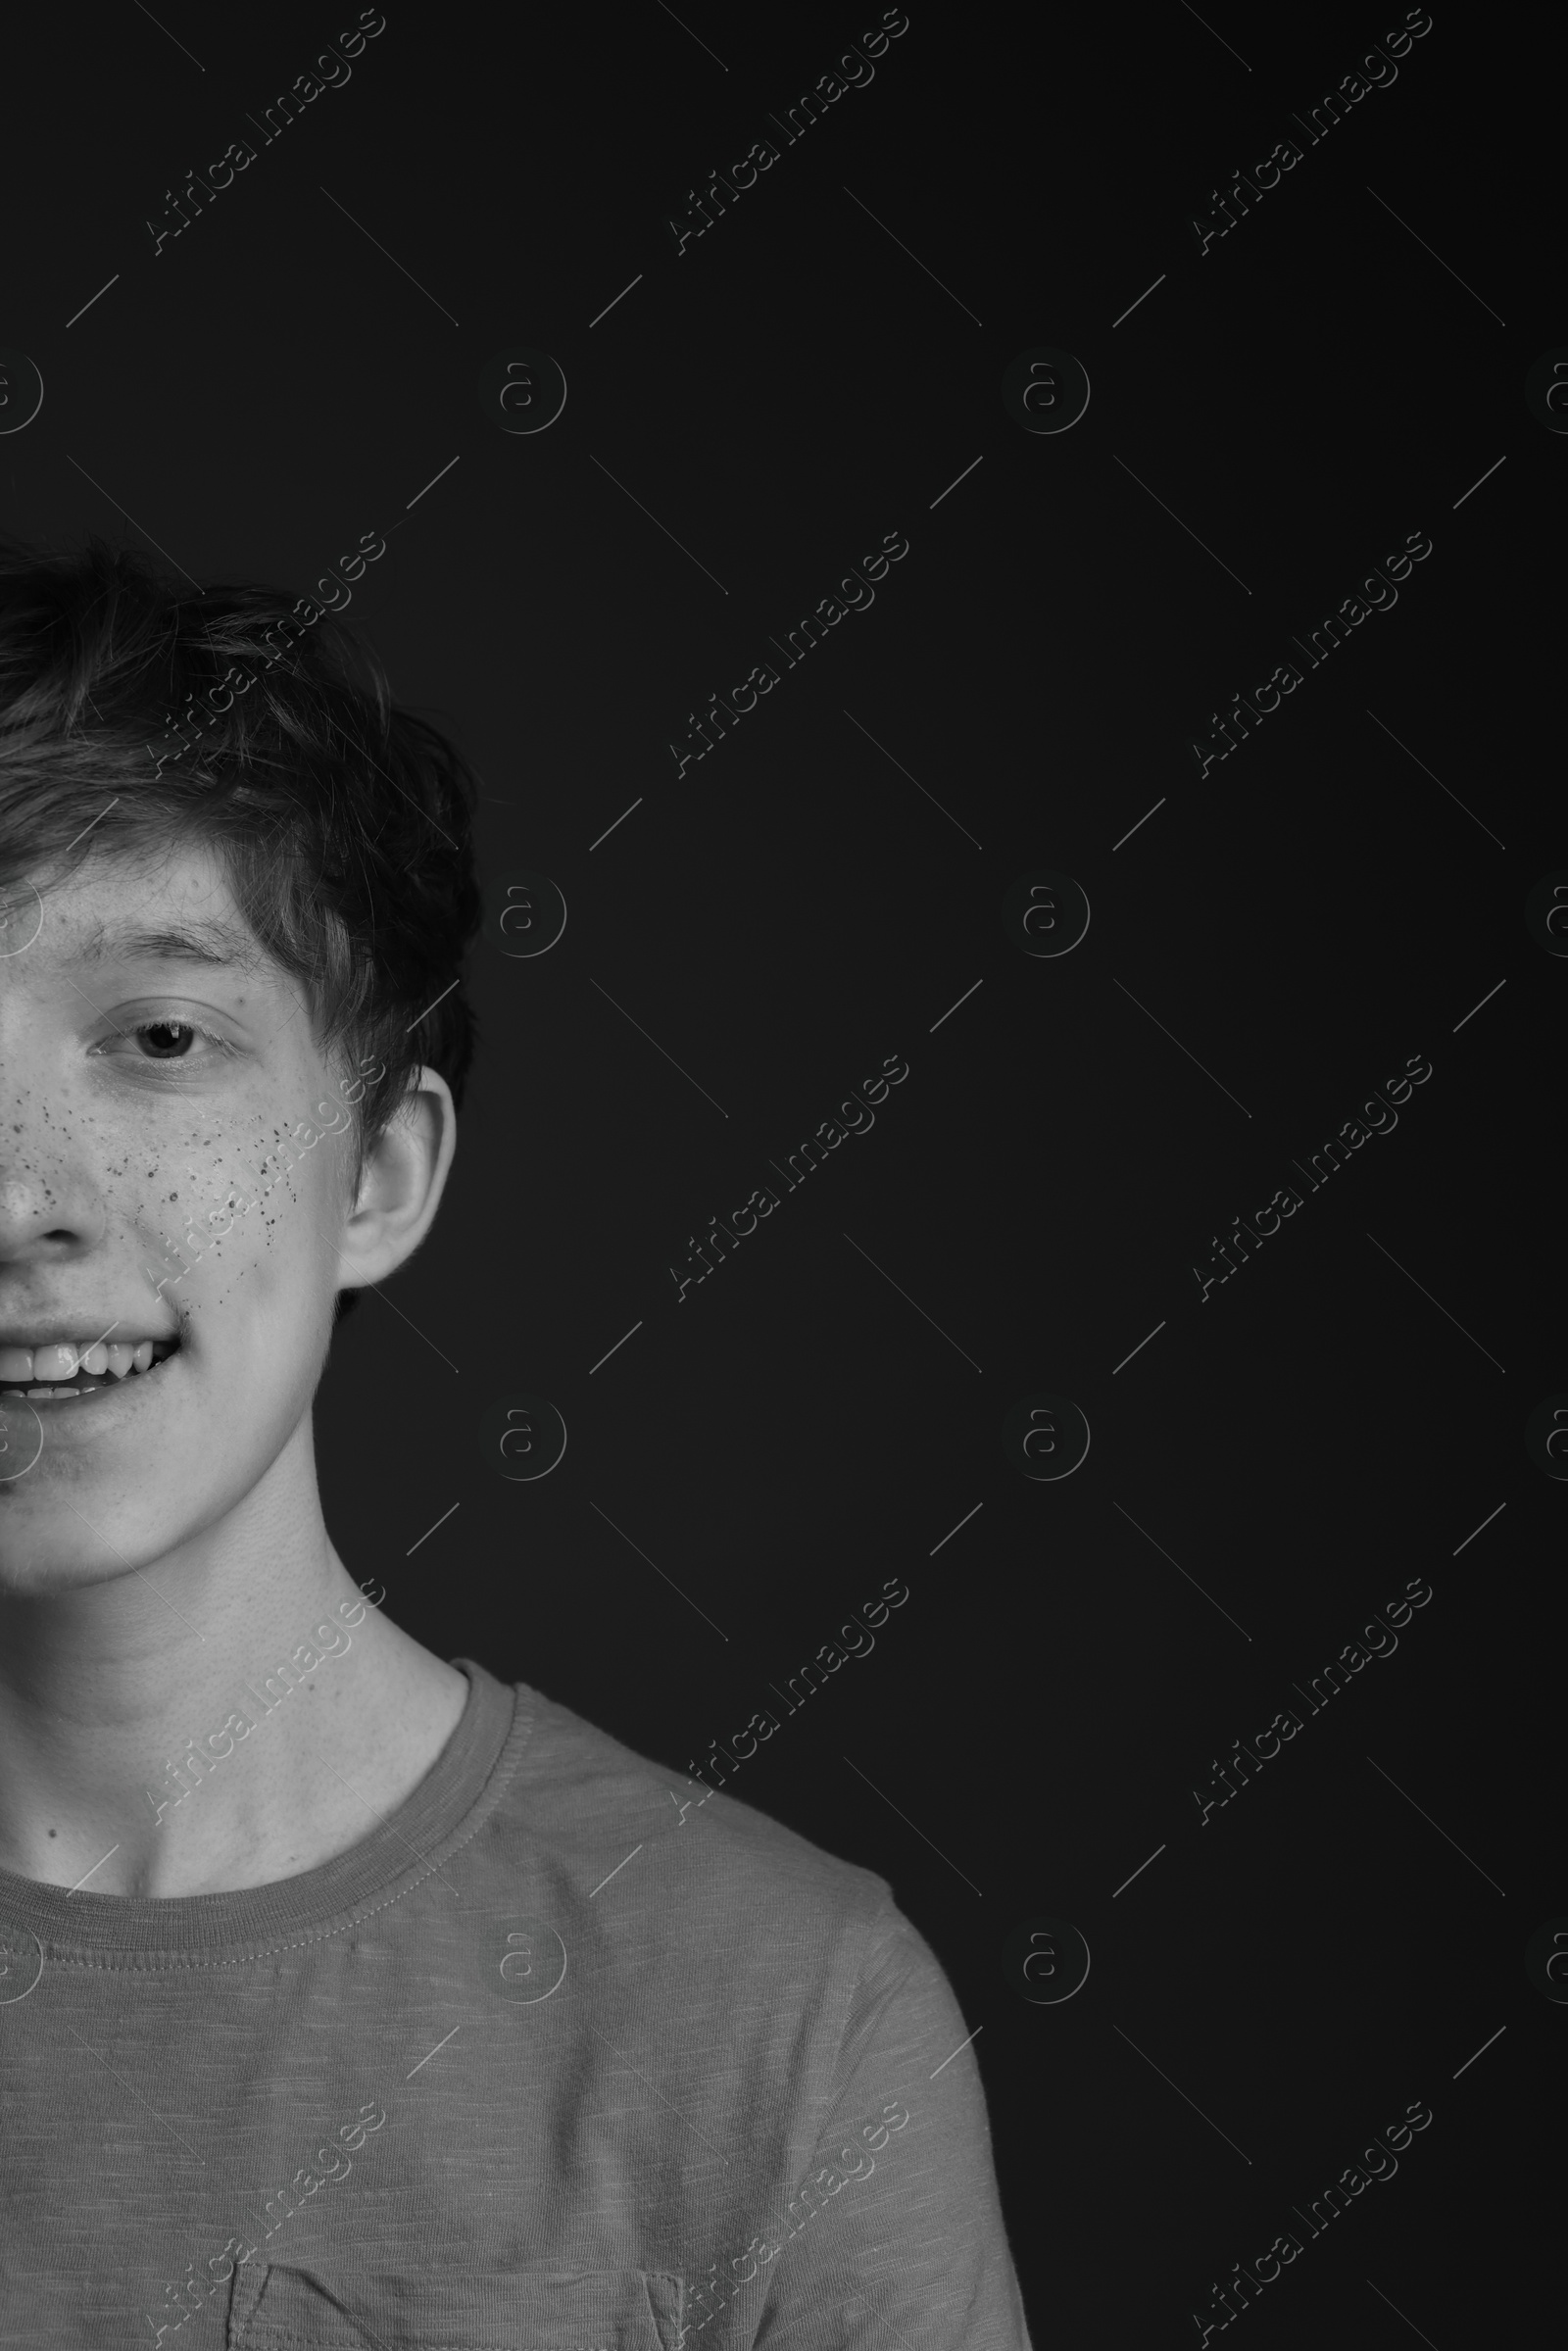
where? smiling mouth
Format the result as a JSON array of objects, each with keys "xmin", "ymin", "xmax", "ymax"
[{"xmin": 0, "ymin": 1338, "xmax": 182, "ymax": 1403}]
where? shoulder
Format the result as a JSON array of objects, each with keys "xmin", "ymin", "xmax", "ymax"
[{"xmin": 492, "ymin": 1674, "xmax": 903, "ymax": 1961}]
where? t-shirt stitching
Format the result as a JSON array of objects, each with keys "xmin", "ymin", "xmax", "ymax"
[{"xmin": 12, "ymin": 1681, "xmax": 540, "ymax": 1974}]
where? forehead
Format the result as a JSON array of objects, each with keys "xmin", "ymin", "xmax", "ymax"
[{"xmin": 12, "ymin": 841, "xmax": 275, "ymax": 982}]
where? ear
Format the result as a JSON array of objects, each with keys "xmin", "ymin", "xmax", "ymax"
[{"xmin": 333, "ymin": 1067, "xmax": 458, "ymax": 1298}]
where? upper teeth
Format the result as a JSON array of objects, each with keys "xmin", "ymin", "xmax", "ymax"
[{"xmin": 0, "ymin": 1339, "xmax": 165, "ymax": 1383}]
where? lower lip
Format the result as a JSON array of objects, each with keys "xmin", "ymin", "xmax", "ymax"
[{"xmin": 0, "ymin": 1352, "xmax": 181, "ymax": 1420}]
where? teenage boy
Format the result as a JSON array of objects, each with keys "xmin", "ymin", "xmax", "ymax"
[{"xmin": 0, "ymin": 533, "xmax": 1032, "ymax": 2348}]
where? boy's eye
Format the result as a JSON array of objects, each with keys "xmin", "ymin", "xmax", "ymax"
[
  {"xmin": 132, "ymin": 1018, "xmax": 210, "ymax": 1060},
  {"xmin": 99, "ymin": 1014, "xmax": 234, "ymax": 1065}
]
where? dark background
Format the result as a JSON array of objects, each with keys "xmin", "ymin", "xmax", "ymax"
[{"xmin": 5, "ymin": 0, "xmax": 1554, "ymax": 2339}]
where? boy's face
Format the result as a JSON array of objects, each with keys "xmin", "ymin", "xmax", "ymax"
[{"xmin": 0, "ymin": 842, "xmax": 384, "ymax": 1594}]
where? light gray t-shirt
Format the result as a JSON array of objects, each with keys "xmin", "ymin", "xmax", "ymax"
[{"xmin": 0, "ymin": 1660, "xmax": 1032, "ymax": 2350}]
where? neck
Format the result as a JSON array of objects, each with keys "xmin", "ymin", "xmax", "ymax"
[{"xmin": 0, "ymin": 1433, "xmax": 466, "ymax": 1899}]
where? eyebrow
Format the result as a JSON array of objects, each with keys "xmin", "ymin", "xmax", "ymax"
[{"xmin": 71, "ymin": 920, "xmax": 270, "ymax": 976}]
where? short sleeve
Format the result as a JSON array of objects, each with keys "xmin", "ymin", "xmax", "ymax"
[{"xmin": 750, "ymin": 1899, "xmax": 1033, "ymax": 2351}]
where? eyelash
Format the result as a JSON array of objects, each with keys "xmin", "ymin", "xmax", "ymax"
[{"xmin": 103, "ymin": 1014, "xmax": 236, "ymax": 1065}]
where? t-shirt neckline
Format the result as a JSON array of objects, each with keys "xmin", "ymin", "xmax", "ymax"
[{"xmin": 0, "ymin": 1658, "xmax": 526, "ymax": 1963}]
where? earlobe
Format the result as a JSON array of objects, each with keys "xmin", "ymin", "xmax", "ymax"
[{"xmin": 334, "ymin": 1068, "xmax": 459, "ymax": 1293}]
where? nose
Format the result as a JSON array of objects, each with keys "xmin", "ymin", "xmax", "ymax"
[{"xmin": 0, "ymin": 1168, "xmax": 108, "ymax": 1270}]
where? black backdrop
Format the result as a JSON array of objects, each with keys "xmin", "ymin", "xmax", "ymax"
[{"xmin": 7, "ymin": 1, "xmax": 1556, "ymax": 2340}]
